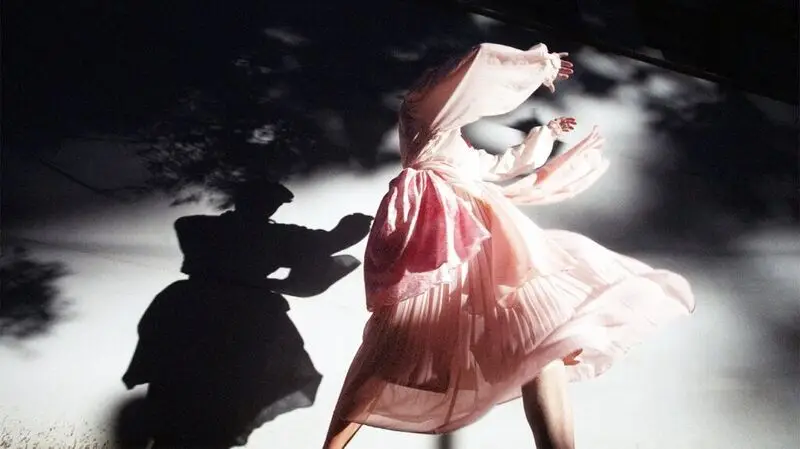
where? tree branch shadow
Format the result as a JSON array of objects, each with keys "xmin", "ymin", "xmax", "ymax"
[
  {"xmin": 5, "ymin": 0, "xmax": 493, "ymax": 210},
  {"xmin": 0, "ymin": 247, "xmax": 70, "ymax": 341}
]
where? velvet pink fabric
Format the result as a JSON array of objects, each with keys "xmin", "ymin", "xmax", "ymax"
[{"xmin": 333, "ymin": 43, "xmax": 695, "ymax": 435}]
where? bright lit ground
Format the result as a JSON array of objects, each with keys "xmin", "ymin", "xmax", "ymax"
[{"xmin": 2, "ymin": 19, "xmax": 798, "ymax": 449}]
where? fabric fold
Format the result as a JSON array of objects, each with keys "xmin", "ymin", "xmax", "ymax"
[
  {"xmin": 364, "ymin": 167, "xmax": 490, "ymax": 310},
  {"xmin": 333, "ymin": 41, "xmax": 695, "ymax": 435}
]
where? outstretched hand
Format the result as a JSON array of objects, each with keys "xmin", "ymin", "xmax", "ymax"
[
  {"xmin": 548, "ymin": 117, "xmax": 577, "ymax": 135},
  {"xmin": 555, "ymin": 52, "xmax": 573, "ymax": 80},
  {"xmin": 338, "ymin": 213, "xmax": 374, "ymax": 236},
  {"xmin": 267, "ymin": 254, "xmax": 362, "ymax": 298},
  {"xmin": 333, "ymin": 213, "xmax": 375, "ymax": 247}
]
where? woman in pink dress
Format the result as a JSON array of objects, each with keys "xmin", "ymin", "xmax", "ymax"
[{"xmin": 323, "ymin": 42, "xmax": 695, "ymax": 449}]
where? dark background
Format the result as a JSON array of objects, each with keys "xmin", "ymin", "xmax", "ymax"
[{"xmin": 436, "ymin": 0, "xmax": 798, "ymax": 104}]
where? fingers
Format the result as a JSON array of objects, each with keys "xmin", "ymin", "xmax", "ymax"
[
  {"xmin": 574, "ymin": 127, "xmax": 604, "ymax": 152},
  {"xmin": 550, "ymin": 121, "xmax": 604, "ymax": 149},
  {"xmin": 585, "ymin": 126, "xmax": 601, "ymax": 142},
  {"xmin": 557, "ymin": 64, "xmax": 573, "ymax": 80},
  {"xmin": 547, "ymin": 117, "xmax": 578, "ymax": 135},
  {"xmin": 555, "ymin": 54, "xmax": 573, "ymax": 81},
  {"xmin": 553, "ymin": 117, "xmax": 577, "ymax": 133},
  {"xmin": 585, "ymin": 128, "xmax": 605, "ymax": 149},
  {"xmin": 590, "ymin": 126, "xmax": 603, "ymax": 141}
]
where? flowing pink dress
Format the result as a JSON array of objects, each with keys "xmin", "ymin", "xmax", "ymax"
[{"xmin": 330, "ymin": 43, "xmax": 695, "ymax": 434}]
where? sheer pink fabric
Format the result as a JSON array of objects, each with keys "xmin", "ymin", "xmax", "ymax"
[{"xmin": 334, "ymin": 43, "xmax": 695, "ymax": 434}]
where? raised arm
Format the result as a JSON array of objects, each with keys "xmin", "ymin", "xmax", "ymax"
[
  {"xmin": 402, "ymin": 43, "xmax": 566, "ymax": 138},
  {"xmin": 501, "ymin": 126, "xmax": 609, "ymax": 205},
  {"xmin": 471, "ymin": 117, "xmax": 577, "ymax": 182}
]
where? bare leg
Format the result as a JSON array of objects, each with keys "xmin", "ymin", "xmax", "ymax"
[
  {"xmin": 521, "ymin": 359, "xmax": 575, "ymax": 449},
  {"xmin": 323, "ymin": 417, "xmax": 362, "ymax": 449}
]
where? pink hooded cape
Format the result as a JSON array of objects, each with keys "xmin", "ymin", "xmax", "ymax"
[{"xmin": 364, "ymin": 43, "xmax": 609, "ymax": 311}]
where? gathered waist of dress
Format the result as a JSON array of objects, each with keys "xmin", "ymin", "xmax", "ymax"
[
  {"xmin": 407, "ymin": 157, "xmax": 480, "ymax": 181},
  {"xmin": 405, "ymin": 157, "xmax": 489, "ymax": 205}
]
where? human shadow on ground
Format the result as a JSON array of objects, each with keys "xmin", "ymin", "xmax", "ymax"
[{"xmin": 113, "ymin": 179, "xmax": 373, "ymax": 448}]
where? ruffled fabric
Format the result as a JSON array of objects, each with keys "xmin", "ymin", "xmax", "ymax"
[
  {"xmin": 502, "ymin": 126, "xmax": 610, "ymax": 206},
  {"xmin": 333, "ymin": 41, "xmax": 695, "ymax": 435},
  {"xmin": 336, "ymin": 195, "xmax": 694, "ymax": 434},
  {"xmin": 366, "ymin": 43, "xmax": 567, "ymax": 310},
  {"xmin": 364, "ymin": 166, "xmax": 490, "ymax": 310}
]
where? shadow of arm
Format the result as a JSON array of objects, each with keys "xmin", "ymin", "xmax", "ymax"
[
  {"xmin": 266, "ymin": 214, "xmax": 372, "ymax": 297},
  {"xmin": 267, "ymin": 254, "xmax": 361, "ymax": 298},
  {"xmin": 320, "ymin": 213, "xmax": 374, "ymax": 255}
]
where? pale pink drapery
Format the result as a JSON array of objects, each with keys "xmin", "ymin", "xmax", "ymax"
[
  {"xmin": 365, "ymin": 43, "xmax": 607, "ymax": 311},
  {"xmin": 330, "ymin": 43, "xmax": 694, "ymax": 435}
]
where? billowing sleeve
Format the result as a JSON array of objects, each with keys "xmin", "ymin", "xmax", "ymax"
[
  {"xmin": 475, "ymin": 125, "xmax": 559, "ymax": 182},
  {"xmin": 501, "ymin": 127, "xmax": 610, "ymax": 205},
  {"xmin": 363, "ymin": 168, "xmax": 490, "ymax": 311},
  {"xmin": 403, "ymin": 43, "xmax": 563, "ymax": 137}
]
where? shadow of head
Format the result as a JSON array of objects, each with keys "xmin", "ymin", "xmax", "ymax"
[
  {"xmin": 231, "ymin": 178, "xmax": 294, "ymax": 219},
  {"xmin": 172, "ymin": 178, "xmax": 301, "ymax": 285}
]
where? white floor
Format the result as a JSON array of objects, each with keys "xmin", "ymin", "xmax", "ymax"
[{"xmin": 3, "ymin": 40, "xmax": 799, "ymax": 449}]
